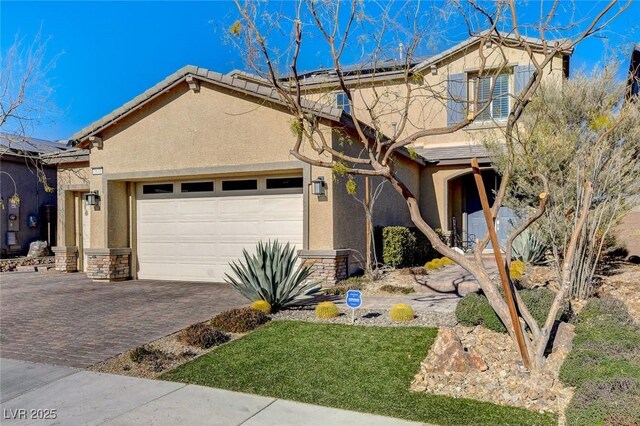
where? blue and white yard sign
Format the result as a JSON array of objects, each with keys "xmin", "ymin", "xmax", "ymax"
[
  {"xmin": 346, "ymin": 290, "xmax": 362, "ymax": 323},
  {"xmin": 346, "ymin": 290, "xmax": 362, "ymax": 308}
]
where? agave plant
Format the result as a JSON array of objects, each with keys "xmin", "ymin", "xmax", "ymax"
[
  {"xmin": 224, "ymin": 240, "xmax": 321, "ymax": 311},
  {"xmin": 511, "ymin": 228, "xmax": 548, "ymax": 265}
]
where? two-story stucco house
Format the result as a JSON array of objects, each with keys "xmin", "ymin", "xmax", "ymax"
[{"xmin": 48, "ymin": 34, "xmax": 570, "ymax": 285}]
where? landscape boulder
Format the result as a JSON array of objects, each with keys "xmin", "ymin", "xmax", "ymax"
[
  {"xmin": 424, "ymin": 328, "xmax": 488, "ymax": 373},
  {"xmin": 27, "ymin": 241, "xmax": 49, "ymax": 258}
]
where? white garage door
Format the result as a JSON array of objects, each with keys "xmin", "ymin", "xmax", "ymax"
[{"xmin": 136, "ymin": 185, "xmax": 303, "ymax": 282}]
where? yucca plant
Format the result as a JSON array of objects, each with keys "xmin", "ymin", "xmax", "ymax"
[
  {"xmin": 225, "ymin": 240, "xmax": 321, "ymax": 312},
  {"xmin": 511, "ymin": 228, "xmax": 548, "ymax": 265}
]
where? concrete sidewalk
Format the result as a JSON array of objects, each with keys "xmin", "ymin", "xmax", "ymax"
[{"xmin": 0, "ymin": 359, "xmax": 421, "ymax": 426}]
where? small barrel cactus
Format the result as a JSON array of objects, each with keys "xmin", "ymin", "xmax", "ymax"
[
  {"xmin": 390, "ymin": 303, "xmax": 414, "ymax": 322},
  {"xmin": 251, "ymin": 300, "xmax": 272, "ymax": 314},
  {"xmin": 315, "ymin": 301, "xmax": 339, "ymax": 319},
  {"xmin": 441, "ymin": 257, "xmax": 454, "ymax": 266},
  {"xmin": 425, "ymin": 258, "xmax": 445, "ymax": 270},
  {"xmin": 509, "ymin": 260, "xmax": 526, "ymax": 279}
]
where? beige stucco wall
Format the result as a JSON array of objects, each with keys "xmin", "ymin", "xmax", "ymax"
[
  {"xmin": 304, "ymin": 43, "xmax": 565, "ymax": 148},
  {"xmin": 330, "ymin": 127, "xmax": 422, "ymax": 270},
  {"xmin": 56, "ymin": 163, "xmax": 90, "ymax": 246},
  {"xmin": 82, "ymin": 80, "xmax": 339, "ymax": 252}
]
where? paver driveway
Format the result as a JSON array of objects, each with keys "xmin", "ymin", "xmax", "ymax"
[{"xmin": 0, "ymin": 272, "xmax": 246, "ymax": 368}]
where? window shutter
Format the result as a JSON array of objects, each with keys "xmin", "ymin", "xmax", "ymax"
[
  {"xmin": 447, "ymin": 73, "xmax": 467, "ymax": 126},
  {"xmin": 514, "ymin": 64, "xmax": 535, "ymax": 96}
]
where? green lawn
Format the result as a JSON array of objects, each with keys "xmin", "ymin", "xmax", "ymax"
[{"xmin": 162, "ymin": 321, "xmax": 556, "ymax": 426}]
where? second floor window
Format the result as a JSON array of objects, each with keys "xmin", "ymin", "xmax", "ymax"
[
  {"xmin": 335, "ymin": 92, "xmax": 351, "ymax": 114},
  {"xmin": 469, "ymin": 73, "xmax": 509, "ymax": 121}
]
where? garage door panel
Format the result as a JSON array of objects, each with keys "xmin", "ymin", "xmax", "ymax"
[
  {"xmin": 177, "ymin": 222, "xmax": 218, "ymax": 237},
  {"xmin": 137, "ymin": 192, "xmax": 303, "ymax": 282},
  {"xmin": 264, "ymin": 223, "xmax": 303, "ymax": 236},
  {"xmin": 219, "ymin": 198, "xmax": 261, "ymax": 213},
  {"xmin": 264, "ymin": 197, "xmax": 302, "ymax": 212},
  {"xmin": 218, "ymin": 221, "xmax": 261, "ymax": 237}
]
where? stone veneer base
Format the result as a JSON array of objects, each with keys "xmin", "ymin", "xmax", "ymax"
[
  {"xmin": 52, "ymin": 246, "xmax": 79, "ymax": 273},
  {"xmin": 298, "ymin": 250, "xmax": 349, "ymax": 286},
  {"xmin": 84, "ymin": 248, "xmax": 131, "ymax": 282}
]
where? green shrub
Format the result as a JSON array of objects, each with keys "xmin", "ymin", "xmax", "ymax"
[
  {"xmin": 382, "ymin": 226, "xmax": 417, "ymax": 268},
  {"xmin": 456, "ymin": 293, "xmax": 507, "ymax": 332},
  {"xmin": 559, "ymin": 296, "xmax": 640, "ymax": 425},
  {"xmin": 455, "ymin": 288, "xmax": 561, "ymax": 333},
  {"xmin": 380, "ymin": 226, "xmax": 439, "ymax": 268},
  {"xmin": 379, "ymin": 284, "xmax": 415, "ymax": 294},
  {"xmin": 576, "ymin": 297, "xmax": 633, "ymax": 326},
  {"xmin": 177, "ymin": 323, "xmax": 230, "ymax": 349},
  {"xmin": 559, "ymin": 300, "xmax": 640, "ymax": 388},
  {"xmin": 225, "ymin": 240, "xmax": 321, "ymax": 311},
  {"xmin": 565, "ymin": 377, "xmax": 640, "ymax": 426},
  {"xmin": 211, "ymin": 307, "xmax": 269, "ymax": 333}
]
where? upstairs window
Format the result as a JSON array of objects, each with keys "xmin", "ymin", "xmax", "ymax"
[
  {"xmin": 469, "ymin": 73, "xmax": 510, "ymax": 121},
  {"xmin": 335, "ymin": 92, "xmax": 351, "ymax": 114}
]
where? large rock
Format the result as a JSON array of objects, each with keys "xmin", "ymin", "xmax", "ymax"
[
  {"xmin": 27, "ymin": 241, "xmax": 49, "ymax": 258},
  {"xmin": 549, "ymin": 322, "xmax": 575, "ymax": 355},
  {"xmin": 424, "ymin": 328, "xmax": 488, "ymax": 373}
]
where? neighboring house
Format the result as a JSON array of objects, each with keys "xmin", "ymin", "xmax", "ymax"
[
  {"xmin": 51, "ymin": 34, "xmax": 569, "ymax": 284},
  {"xmin": 0, "ymin": 133, "xmax": 65, "ymax": 256}
]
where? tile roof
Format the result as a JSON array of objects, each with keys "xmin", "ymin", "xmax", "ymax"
[
  {"xmin": 70, "ymin": 65, "xmax": 346, "ymax": 144},
  {"xmin": 39, "ymin": 147, "xmax": 90, "ymax": 164},
  {"xmin": 414, "ymin": 144, "xmax": 491, "ymax": 163}
]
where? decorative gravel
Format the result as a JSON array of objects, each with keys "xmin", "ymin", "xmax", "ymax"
[
  {"xmin": 271, "ymin": 306, "xmax": 457, "ymax": 327},
  {"xmin": 89, "ymin": 328, "xmax": 243, "ymax": 379}
]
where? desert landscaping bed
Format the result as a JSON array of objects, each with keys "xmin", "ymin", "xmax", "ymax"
[
  {"xmin": 88, "ymin": 327, "xmax": 245, "ymax": 379},
  {"xmin": 412, "ymin": 326, "xmax": 574, "ymax": 414},
  {"xmin": 271, "ymin": 306, "xmax": 457, "ymax": 327}
]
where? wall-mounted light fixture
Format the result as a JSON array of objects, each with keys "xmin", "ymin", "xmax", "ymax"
[
  {"xmin": 311, "ymin": 176, "xmax": 326, "ymax": 196},
  {"xmin": 84, "ymin": 191, "xmax": 101, "ymax": 206}
]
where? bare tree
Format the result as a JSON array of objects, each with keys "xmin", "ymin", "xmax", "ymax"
[
  {"xmin": 492, "ymin": 67, "xmax": 640, "ymax": 299},
  {"xmin": 231, "ymin": 0, "xmax": 630, "ymax": 370},
  {"xmin": 1, "ymin": 31, "xmax": 60, "ymax": 196}
]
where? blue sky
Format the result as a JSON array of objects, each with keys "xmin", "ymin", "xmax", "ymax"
[{"xmin": 2, "ymin": 1, "xmax": 639, "ymax": 141}]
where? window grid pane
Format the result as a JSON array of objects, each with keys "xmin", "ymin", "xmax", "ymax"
[
  {"xmin": 492, "ymin": 74, "xmax": 509, "ymax": 119},
  {"xmin": 336, "ymin": 92, "xmax": 351, "ymax": 114},
  {"xmin": 476, "ymin": 77, "xmax": 492, "ymax": 121}
]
